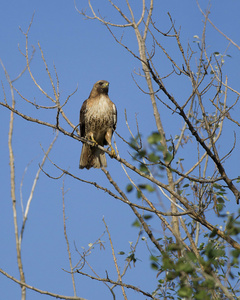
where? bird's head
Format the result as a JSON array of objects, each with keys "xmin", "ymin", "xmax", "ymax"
[{"xmin": 90, "ymin": 80, "xmax": 109, "ymax": 97}]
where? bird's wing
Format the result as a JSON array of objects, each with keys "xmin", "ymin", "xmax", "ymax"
[{"xmin": 80, "ymin": 99, "xmax": 88, "ymax": 137}]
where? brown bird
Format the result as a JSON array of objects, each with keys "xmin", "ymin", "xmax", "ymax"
[{"xmin": 79, "ymin": 80, "xmax": 117, "ymax": 169}]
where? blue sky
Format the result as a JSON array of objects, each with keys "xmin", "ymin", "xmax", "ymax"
[{"xmin": 1, "ymin": 1, "xmax": 240, "ymax": 299}]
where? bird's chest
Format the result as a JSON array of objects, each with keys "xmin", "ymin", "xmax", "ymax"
[{"xmin": 86, "ymin": 96, "xmax": 114, "ymax": 131}]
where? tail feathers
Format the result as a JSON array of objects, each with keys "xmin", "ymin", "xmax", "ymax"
[{"xmin": 79, "ymin": 144, "xmax": 107, "ymax": 169}]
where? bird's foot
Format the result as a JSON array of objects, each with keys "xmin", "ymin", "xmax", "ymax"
[
  {"xmin": 88, "ymin": 135, "xmax": 98, "ymax": 146},
  {"xmin": 109, "ymin": 146, "xmax": 117, "ymax": 158}
]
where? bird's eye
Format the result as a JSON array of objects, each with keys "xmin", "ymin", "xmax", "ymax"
[{"xmin": 99, "ymin": 82, "xmax": 103, "ymax": 86}]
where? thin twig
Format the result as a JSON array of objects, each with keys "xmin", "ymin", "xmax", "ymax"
[
  {"xmin": 103, "ymin": 218, "xmax": 127, "ymax": 300},
  {"xmin": 20, "ymin": 132, "xmax": 58, "ymax": 245},
  {"xmin": 62, "ymin": 178, "xmax": 77, "ymax": 297}
]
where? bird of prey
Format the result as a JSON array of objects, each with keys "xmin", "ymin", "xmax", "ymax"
[{"xmin": 79, "ymin": 80, "xmax": 117, "ymax": 169}]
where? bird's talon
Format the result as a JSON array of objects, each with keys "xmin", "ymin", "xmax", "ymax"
[
  {"xmin": 88, "ymin": 136, "xmax": 98, "ymax": 146},
  {"xmin": 110, "ymin": 148, "xmax": 117, "ymax": 158}
]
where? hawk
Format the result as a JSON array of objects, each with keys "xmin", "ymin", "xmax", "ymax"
[{"xmin": 79, "ymin": 80, "xmax": 117, "ymax": 169}]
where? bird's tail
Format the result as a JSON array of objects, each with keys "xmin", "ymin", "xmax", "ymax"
[{"xmin": 79, "ymin": 144, "xmax": 107, "ymax": 169}]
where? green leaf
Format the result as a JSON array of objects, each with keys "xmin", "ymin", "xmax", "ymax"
[
  {"xmin": 178, "ymin": 286, "xmax": 192, "ymax": 297},
  {"xmin": 209, "ymin": 228, "xmax": 218, "ymax": 238},
  {"xmin": 151, "ymin": 262, "xmax": 158, "ymax": 270},
  {"xmin": 137, "ymin": 150, "xmax": 146, "ymax": 158},
  {"xmin": 166, "ymin": 271, "xmax": 177, "ymax": 281},
  {"xmin": 139, "ymin": 163, "xmax": 149, "ymax": 174},
  {"xmin": 136, "ymin": 190, "xmax": 142, "ymax": 199},
  {"xmin": 185, "ymin": 251, "xmax": 197, "ymax": 262},
  {"xmin": 167, "ymin": 243, "xmax": 181, "ymax": 251},
  {"xmin": 150, "ymin": 255, "xmax": 159, "ymax": 262},
  {"xmin": 157, "ymin": 145, "xmax": 165, "ymax": 152},
  {"xmin": 118, "ymin": 251, "xmax": 125, "ymax": 255},
  {"xmin": 176, "ymin": 261, "xmax": 194, "ymax": 273},
  {"xmin": 217, "ymin": 197, "xmax": 224, "ymax": 203},
  {"xmin": 199, "ymin": 242, "xmax": 205, "ymax": 250},
  {"xmin": 143, "ymin": 214, "xmax": 153, "ymax": 220},
  {"xmin": 148, "ymin": 152, "xmax": 159, "ymax": 162},
  {"xmin": 232, "ymin": 249, "xmax": 240, "ymax": 258},
  {"xmin": 146, "ymin": 184, "xmax": 155, "ymax": 192},
  {"xmin": 126, "ymin": 184, "xmax": 133, "ymax": 192},
  {"xmin": 147, "ymin": 132, "xmax": 161, "ymax": 144},
  {"xmin": 164, "ymin": 152, "xmax": 172, "ymax": 163},
  {"xmin": 226, "ymin": 215, "xmax": 240, "ymax": 235},
  {"xmin": 216, "ymin": 203, "xmax": 224, "ymax": 212},
  {"xmin": 213, "ymin": 183, "xmax": 223, "ymax": 190},
  {"xmin": 158, "ymin": 279, "xmax": 164, "ymax": 284},
  {"xmin": 132, "ymin": 219, "xmax": 140, "ymax": 227},
  {"xmin": 195, "ymin": 290, "xmax": 210, "ymax": 300}
]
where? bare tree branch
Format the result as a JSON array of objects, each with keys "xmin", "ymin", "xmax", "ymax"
[
  {"xmin": 0, "ymin": 268, "xmax": 85, "ymax": 300},
  {"xmin": 76, "ymin": 270, "xmax": 156, "ymax": 299}
]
